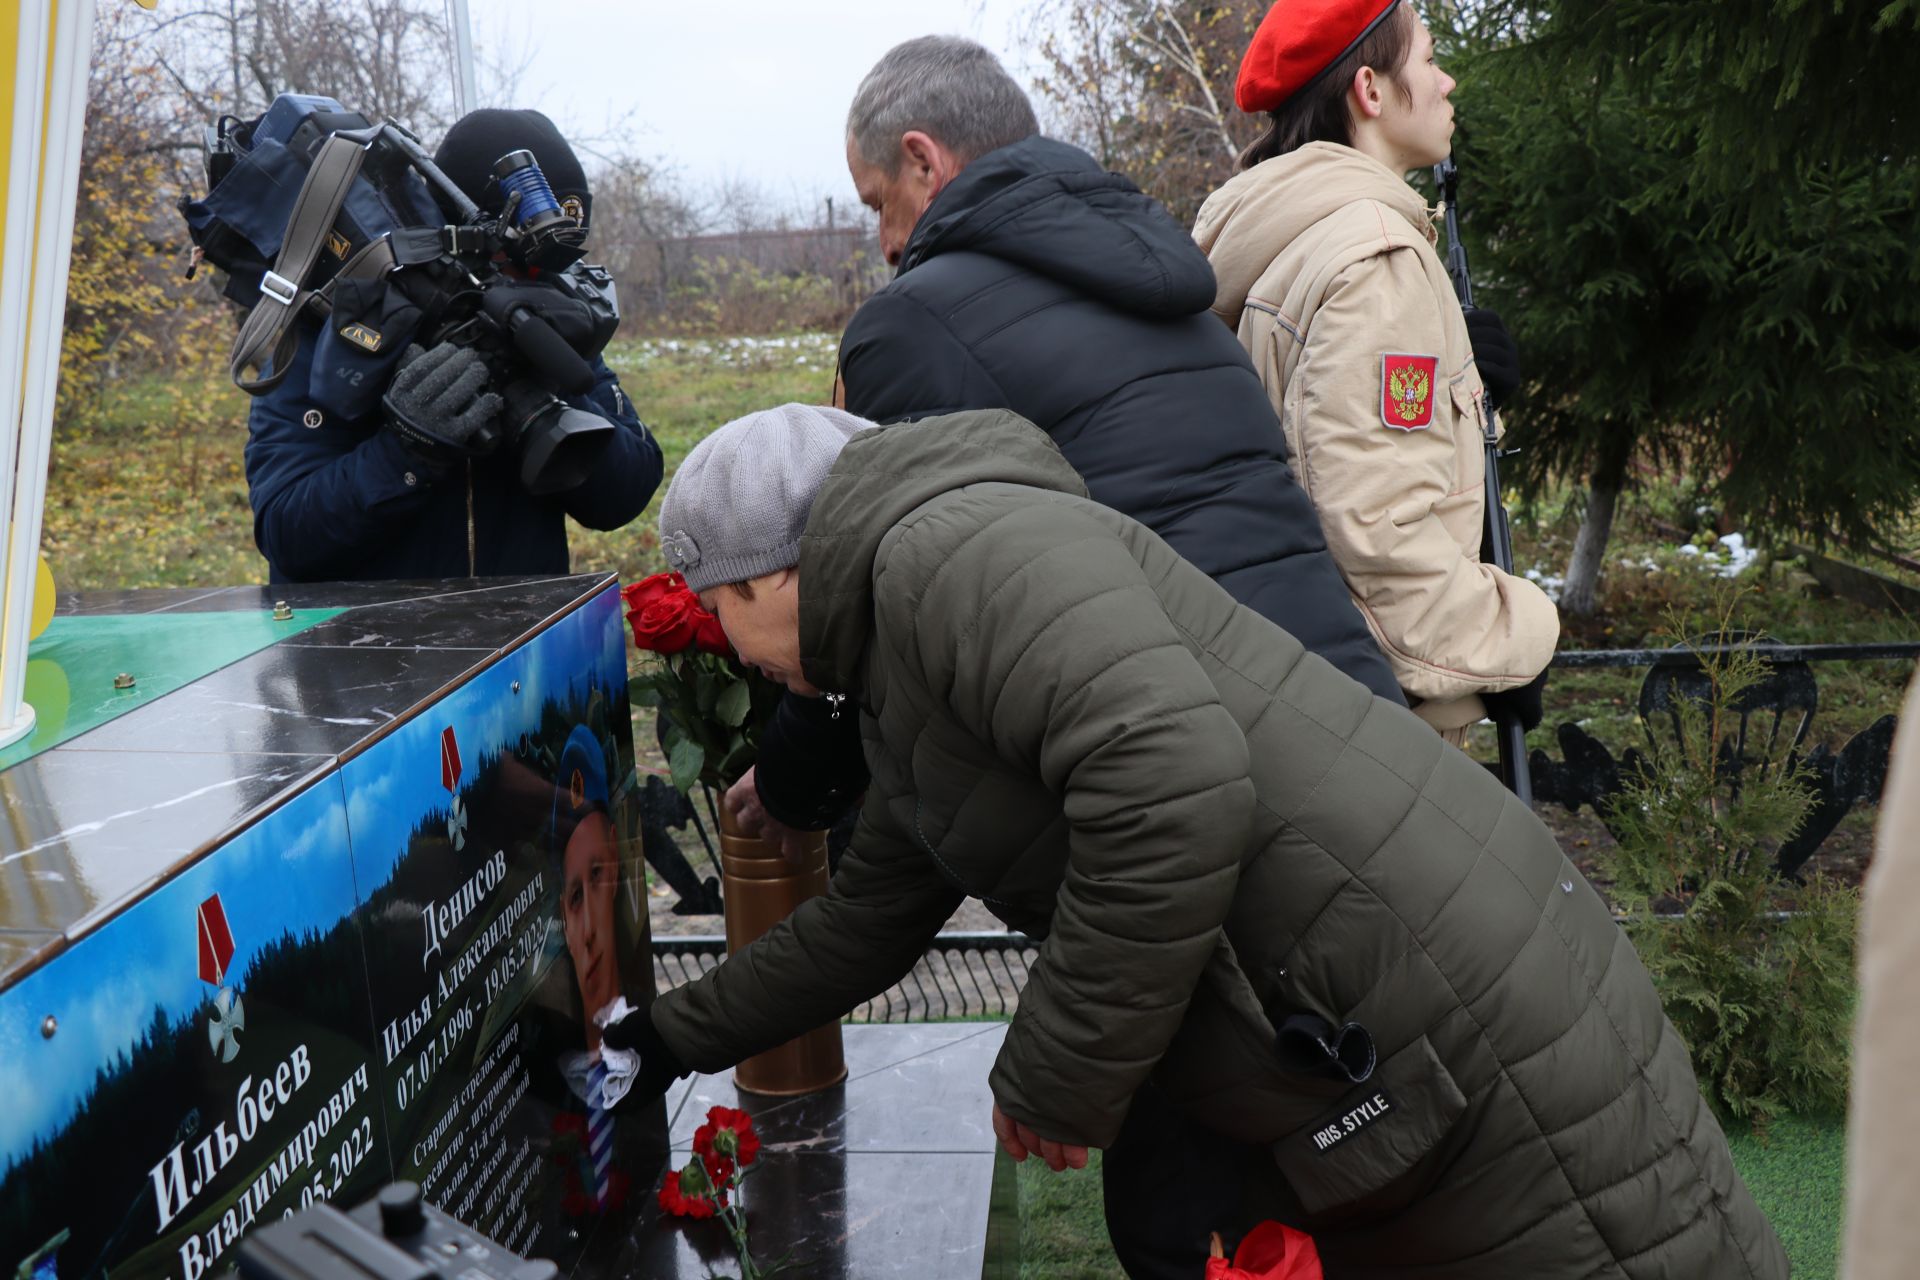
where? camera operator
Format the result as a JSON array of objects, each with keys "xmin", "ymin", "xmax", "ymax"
[{"xmin": 243, "ymin": 108, "xmax": 662, "ymax": 583}]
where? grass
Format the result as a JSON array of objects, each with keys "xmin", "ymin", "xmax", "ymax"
[
  {"xmin": 567, "ymin": 334, "xmax": 840, "ymax": 583},
  {"xmin": 44, "ymin": 367, "xmax": 263, "ymax": 590},
  {"xmin": 1015, "ymin": 1113, "xmax": 1848, "ymax": 1277},
  {"xmin": 1017, "ymin": 1150, "xmax": 1116, "ymax": 1278},
  {"xmin": 42, "ymin": 333, "xmax": 840, "ymax": 593}
]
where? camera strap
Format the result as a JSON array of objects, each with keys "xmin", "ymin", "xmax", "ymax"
[{"xmin": 229, "ymin": 133, "xmax": 369, "ymax": 395}]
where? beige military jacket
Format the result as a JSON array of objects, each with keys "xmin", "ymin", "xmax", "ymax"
[{"xmin": 1194, "ymin": 142, "xmax": 1558, "ymax": 731}]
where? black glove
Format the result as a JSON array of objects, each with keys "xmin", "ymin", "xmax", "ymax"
[
  {"xmin": 382, "ymin": 341, "xmax": 502, "ymax": 465},
  {"xmin": 1463, "ymin": 306, "xmax": 1521, "ymax": 411},
  {"xmin": 754, "ymin": 692, "xmax": 869, "ymax": 831},
  {"xmin": 1481, "ymin": 667, "xmax": 1549, "ymax": 733},
  {"xmin": 597, "ymin": 1005, "xmax": 690, "ymax": 1110}
]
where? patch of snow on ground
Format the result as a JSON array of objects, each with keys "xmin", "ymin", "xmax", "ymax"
[
  {"xmin": 1715, "ymin": 532, "xmax": 1758, "ymax": 576},
  {"xmin": 618, "ymin": 332, "xmax": 841, "ymax": 368},
  {"xmin": 1677, "ymin": 534, "xmax": 1757, "ymax": 578},
  {"xmin": 1524, "ymin": 566, "xmax": 1566, "ymax": 601}
]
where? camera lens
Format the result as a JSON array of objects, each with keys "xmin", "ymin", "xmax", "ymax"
[{"xmin": 517, "ymin": 401, "xmax": 614, "ymax": 494}]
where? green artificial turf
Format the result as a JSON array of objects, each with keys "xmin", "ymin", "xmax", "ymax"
[
  {"xmin": 1726, "ymin": 1111, "xmax": 1849, "ymax": 1279},
  {"xmin": 1016, "ymin": 1113, "xmax": 1848, "ymax": 1277}
]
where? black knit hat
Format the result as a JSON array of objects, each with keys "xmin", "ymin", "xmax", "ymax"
[{"xmin": 434, "ymin": 108, "xmax": 592, "ymax": 228}]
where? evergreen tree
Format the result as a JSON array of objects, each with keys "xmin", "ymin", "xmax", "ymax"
[
  {"xmin": 1439, "ymin": 2, "xmax": 1920, "ymax": 613},
  {"xmin": 1598, "ymin": 606, "xmax": 1856, "ymax": 1127}
]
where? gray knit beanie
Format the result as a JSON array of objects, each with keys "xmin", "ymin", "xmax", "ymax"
[{"xmin": 658, "ymin": 403, "xmax": 872, "ymax": 592}]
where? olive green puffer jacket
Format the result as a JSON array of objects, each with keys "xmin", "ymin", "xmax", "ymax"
[{"xmin": 651, "ymin": 412, "xmax": 1785, "ymax": 1278}]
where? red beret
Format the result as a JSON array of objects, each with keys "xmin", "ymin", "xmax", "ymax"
[{"xmin": 1235, "ymin": 0, "xmax": 1403, "ymax": 114}]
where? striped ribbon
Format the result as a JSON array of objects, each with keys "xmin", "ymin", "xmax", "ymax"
[{"xmin": 587, "ymin": 1059, "xmax": 612, "ymax": 1208}]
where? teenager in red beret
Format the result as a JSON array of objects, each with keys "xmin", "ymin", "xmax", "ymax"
[
  {"xmin": 1195, "ymin": 0, "xmax": 1558, "ymax": 751},
  {"xmin": 1192, "ymin": 5, "xmax": 1785, "ymax": 1275}
]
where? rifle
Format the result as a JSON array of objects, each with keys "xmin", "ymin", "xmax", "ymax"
[{"xmin": 1432, "ymin": 157, "xmax": 1534, "ymax": 805}]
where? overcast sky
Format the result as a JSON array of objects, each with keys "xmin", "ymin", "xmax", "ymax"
[{"xmin": 462, "ymin": 0, "xmax": 1037, "ymax": 216}]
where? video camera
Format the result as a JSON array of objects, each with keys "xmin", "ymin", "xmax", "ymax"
[
  {"xmin": 229, "ymin": 1182, "xmax": 557, "ymax": 1280},
  {"xmin": 183, "ymin": 95, "xmax": 620, "ymax": 495}
]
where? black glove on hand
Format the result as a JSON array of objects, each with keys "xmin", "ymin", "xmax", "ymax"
[
  {"xmin": 1481, "ymin": 667, "xmax": 1549, "ymax": 733},
  {"xmin": 755, "ymin": 692, "xmax": 870, "ymax": 831},
  {"xmin": 382, "ymin": 341, "xmax": 502, "ymax": 465},
  {"xmin": 598, "ymin": 1004, "xmax": 690, "ymax": 1110},
  {"xmin": 1463, "ymin": 306, "xmax": 1521, "ymax": 412}
]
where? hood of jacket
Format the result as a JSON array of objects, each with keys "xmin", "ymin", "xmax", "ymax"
[
  {"xmin": 797, "ymin": 410, "xmax": 1089, "ymax": 694},
  {"xmin": 897, "ymin": 135, "xmax": 1217, "ymax": 318},
  {"xmin": 1192, "ymin": 142, "xmax": 1435, "ymax": 330}
]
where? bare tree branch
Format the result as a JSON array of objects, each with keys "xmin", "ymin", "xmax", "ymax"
[{"xmin": 1019, "ymin": 0, "xmax": 1264, "ymax": 220}]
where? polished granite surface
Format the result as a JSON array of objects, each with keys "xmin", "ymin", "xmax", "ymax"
[
  {"xmin": 0, "ymin": 749, "xmax": 334, "ymax": 936},
  {"xmin": 0, "ymin": 574, "xmax": 615, "ymax": 990},
  {"xmin": 51, "ymin": 577, "xmax": 591, "ymax": 618},
  {"xmin": 0, "ymin": 609, "xmax": 344, "ymax": 768},
  {"xmin": 624, "ymin": 1023, "xmax": 1018, "ymax": 1279}
]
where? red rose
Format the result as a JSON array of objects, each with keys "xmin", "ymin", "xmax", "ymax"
[
  {"xmin": 625, "ymin": 572, "xmax": 704, "ymax": 654},
  {"xmin": 622, "ymin": 571, "xmax": 686, "ymax": 614},
  {"xmin": 625, "ymin": 570, "xmax": 736, "ymax": 658},
  {"xmin": 632, "ymin": 591, "xmax": 701, "ymax": 653},
  {"xmin": 625, "ymin": 570, "xmax": 733, "ymax": 658},
  {"xmin": 692, "ymin": 609, "xmax": 732, "ymax": 657}
]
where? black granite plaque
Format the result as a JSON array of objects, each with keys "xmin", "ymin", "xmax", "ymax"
[{"xmin": 623, "ymin": 1024, "xmax": 1018, "ymax": 1279}]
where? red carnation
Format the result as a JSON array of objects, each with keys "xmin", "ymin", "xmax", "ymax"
[
  {"xmin": 658, "ymin": 1163, "xmax": 718, "ymax": 1220},
  {"xmin": 692, "ymin": 1105, "xmax": 761, "ymax": 1169},
  {"xmin": 660, "ymin": 1107, "xmax": 763, "ymax": 1275}
]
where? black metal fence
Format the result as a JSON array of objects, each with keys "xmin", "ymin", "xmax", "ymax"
[
  {"xmin": 1534, "ymin": 640, "xmax": 1916, "ymax": 875},
  {"xmin": 653, "ymin": 932, "xmax": 1037, "ymax": 1023},
  {"xmin": 1550, "ymin": 641, "xmax": 1920, "ymax": 669},
  {"xmin": 647, "ymin": 641, "xmax": 1919, "ymax": 1013}
]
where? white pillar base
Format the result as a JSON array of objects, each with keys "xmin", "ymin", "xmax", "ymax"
[{"xmin": 0, "ymin": 701, "xmax": 36, "ymax": 751}]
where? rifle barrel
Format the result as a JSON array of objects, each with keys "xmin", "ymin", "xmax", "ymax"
[{"xmin": 1436, "ymin": 154, "xmax": 1534, "ymax": 804}]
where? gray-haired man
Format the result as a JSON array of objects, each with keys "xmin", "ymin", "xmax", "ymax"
[{"xmin": 729, "ymin": 35, "xmax": 1405, "ymax": 1279}]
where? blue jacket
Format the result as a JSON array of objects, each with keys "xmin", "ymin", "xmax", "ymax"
[{"xmin": 245, "ymin": 326, "xmax": 661, "ymax": 582}]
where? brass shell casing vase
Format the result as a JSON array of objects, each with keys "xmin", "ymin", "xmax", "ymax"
[{"xmin": 718, "ymin": 806, "xmax": 848, "ymax": 1096}]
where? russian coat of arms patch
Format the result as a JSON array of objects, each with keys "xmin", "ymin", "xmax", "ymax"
[{"xmin": 1380, "ymin": 353, "xmax": 1439, "ymax": 430}]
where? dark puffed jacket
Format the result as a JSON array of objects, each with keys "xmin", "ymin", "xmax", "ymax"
[
  {"xmin": 653, "ymin": 413, "xmax": 1785, "ymax": 1279},
  {"xmin": 837, "ymin": 134, "xmax": 1399, "ymax": 701},
  {"xmin": 245, "ymin": 322, "xmax": 662, "ymax": 582}
]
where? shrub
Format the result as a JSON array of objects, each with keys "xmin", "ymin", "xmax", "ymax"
[
  {"xmin": 1601, "ymin": 602, "xmax": 1857, "ymax": 1131},
  {"xmin": 660, "ymin": 255, "xmax": 869, "ymax": 337}
]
